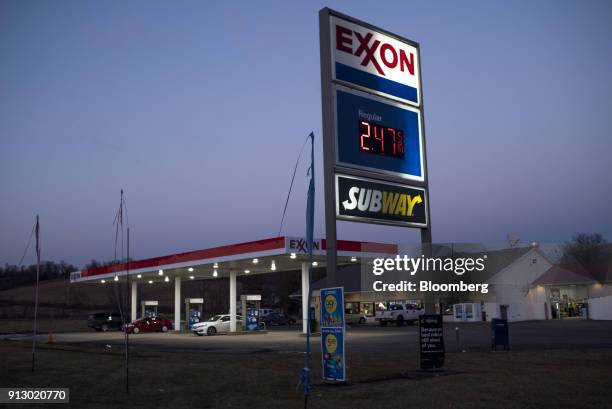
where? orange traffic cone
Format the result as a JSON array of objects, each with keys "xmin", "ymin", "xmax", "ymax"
[{"xmin": 47, "ymin": 332, "xmax": 53, "ymax": 344}]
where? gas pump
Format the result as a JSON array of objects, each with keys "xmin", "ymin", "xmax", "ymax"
[
  {"xmin": 185, "ymin": 298, "xmax": 204, "ymax": 331},
  {"xmin": 141, "ymin": 300, "xmax": 158, "ymax": 318},
  {"xmin": 240, "ymin": 294, "xmax": 261, "ymax": 331}
]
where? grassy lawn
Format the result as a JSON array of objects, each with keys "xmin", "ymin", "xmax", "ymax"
[{"xmin": 1, "ymin": 340, "xmax": 611, "ymax": 409}]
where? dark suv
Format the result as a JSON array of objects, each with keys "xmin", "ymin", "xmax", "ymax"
[
  {"xmin": 261, "ymin": 312, "xmax": 296, "ymax": 326},
  {"xmin": 87, "ymin": 312, "xmax": 125, "ymax": 332}
]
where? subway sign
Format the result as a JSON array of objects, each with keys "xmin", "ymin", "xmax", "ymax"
[
  {"xmin": 336, "ymin": 174, "xmax": 428, "ymax": 227},
  {"xmin": 330, "ymin": 14, "xmax": 421, "ymax": 107}
]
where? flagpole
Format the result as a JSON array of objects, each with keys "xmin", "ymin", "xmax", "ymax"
[
  {"xmin": 125, "ymin": 227, "xmax": 130, "ymax": 393},
  {"xmin": 31, "ymin": 215, "xmax": 40, "ymax": 372},
  {"xmin": 303, "ymin": 132, "xmax": 315, "ymax": 409}
]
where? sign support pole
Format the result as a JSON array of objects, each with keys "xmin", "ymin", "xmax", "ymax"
[
  {"xmin": 417, "ymin": 46, "xmax": 434, "ymax": 314},
  {"xmin": 320, "ymin": 8, "xmax": 338, "ymax": 286},
  {"xmin": 421, "ymin": 228, "xmax": 435, "ymax": 314}
]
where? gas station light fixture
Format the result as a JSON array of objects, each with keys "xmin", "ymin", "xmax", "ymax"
[
  {"xmin": 101, "ymin": 279, "xmax": 106, "ymax": 283},
  {"xmin": 114, "ymin": 275, "xmax": 119, "ymax": 281},
  {"xmin": 189, "ymin": 275, "xmax": 194, "ymax": 280},
  {"xmin": 148, "ymin": 280, "xmax": 153, "ymax": 284},
  {"xmin": 137, "ymin": 274, "xmax": 142, "ymax": 279},
  {"xmin": 158, "ymin": 269, "xmax": 164, "ymax": 275},
  {"xmin": 188, "ymin": 267, "xmax": 194, "ymax": 272},
  {"xmin": 213, "ymin": 269, "xmax": 218, "ymax": 277},
  {"xmin": 164, "ymin": 276, "xmax": 169, "ymax": 282},
  {"xmin": 252, "ymin": 258, "xmax": 258, "ymax": 264},
  {"xmin": 351, "ymin": 256, "xmax": 357, "ymax": 262},
  {"xmin": 312, "ymin": 261, "xmax": 318, "ymax": 266},
  {"xmin": 271, "ymin": 260, "xmax": 276, "ymax": 271},
  {"xmin": 213, "ymin": 262, "xmax": 219, "ymax": 268},
  {"xmin": 290, "ymin": 253, "xmax": 297, "ymax": 259},
  {"xmin": 244, "ymin": 269, "xmax": 250, "ymax": 274}
]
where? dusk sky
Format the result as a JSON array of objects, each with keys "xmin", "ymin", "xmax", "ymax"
[{"xmin": 1, "ymin": 1, "xmax": 611, "ymax": 267}]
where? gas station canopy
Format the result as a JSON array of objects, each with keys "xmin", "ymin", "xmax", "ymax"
[{"xmin": 70, "ymin": 236, "xmax": 397, "ymax": 283}]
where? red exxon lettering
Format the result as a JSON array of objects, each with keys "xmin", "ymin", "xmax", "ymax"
[{"xmin": 335, "ymin": 24, "xmax": 415, "ymax": 77}]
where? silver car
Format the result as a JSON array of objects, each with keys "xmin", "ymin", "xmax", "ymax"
[{"xmin": 192, "ymin": 314, "xmax": 243, "ymax": 336}]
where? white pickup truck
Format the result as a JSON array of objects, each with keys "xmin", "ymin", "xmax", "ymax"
[{"xmin": 375, "ymin": 303, "xmax": 424, "ymax": 326}]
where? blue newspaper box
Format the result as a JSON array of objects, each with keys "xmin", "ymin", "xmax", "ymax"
[{"xmin": 491, "ymin": 318, "xmax": 509, "ymax": 351}]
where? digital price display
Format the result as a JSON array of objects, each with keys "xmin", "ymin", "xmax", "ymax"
[
  {"xmin": 335, "ymin": 86, "xmax": 423, "ymax": 181},
  {"xmin": 358, "ymin": 121, "xmax": 404, "ymax": 158}
]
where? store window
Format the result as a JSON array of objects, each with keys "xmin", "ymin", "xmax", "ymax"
[
  {"xmin": 376, "ymin": 301, "xmax": 388, "ymax": 312},
  {"xmin": 360, "ymin": 302, "xmax": 375, "ymax": 317},
  {"xmin": 345, "ymin": 302, "xmax": 360, "ymax": 314}
]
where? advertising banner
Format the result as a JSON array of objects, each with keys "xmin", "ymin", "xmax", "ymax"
[
  {"xmin": 321, "ymin": 327, "xmax": 345, "ymax": 381},
  {"xmin": 320, "ymin": 287, "xmax": 346, "ymax": 382}
]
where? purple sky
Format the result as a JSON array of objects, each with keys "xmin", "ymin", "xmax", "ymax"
[{"xmin": 1, "ymin": 1, "xmax": 611, "ymax": 267}]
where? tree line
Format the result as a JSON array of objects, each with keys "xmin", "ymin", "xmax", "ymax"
[{"xmin": 0, "ymin": 259, "xmax": 123, "ymax": 291}]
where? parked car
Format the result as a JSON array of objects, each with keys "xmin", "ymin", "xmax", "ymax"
[
  {"xmin": 375, "ymin": 303, "xmax": 424, "ymax": 326},
  {"xmin": 122, "ymin": 316, "xmax": 173, "ymax": 334},
  {"xmin": 87, "ymin": 312, "xmax": 124, "ymax": 332},
  {"xmin": 345, "ymin": 311, "xmax": 367, "ymax": 325},
  {"xmin": 192, "ymin": 314, "xmax": 243, "ymax": 336},
  {"xmin": 261, "ymin": 312, "xmax": 296, "ymax": 326},
  {"xmin": 259, "ymin": 308, "xmax": 276, "ymax": 318}
]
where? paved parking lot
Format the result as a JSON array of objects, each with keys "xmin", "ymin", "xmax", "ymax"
[{"xmin": 4, "ymin": 319, "xmax": 612, "ymax": 353}]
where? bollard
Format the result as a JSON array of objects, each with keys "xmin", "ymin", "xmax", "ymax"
[
  {"xmin": 455, "ymin": 326, "xmax": 460, "ymax": 351},
  {"xmin": 455, "ymin": 326, "xmax": 465, "ymax": 352}
]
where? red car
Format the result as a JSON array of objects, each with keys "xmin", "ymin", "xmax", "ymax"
[{"xmin": 123, "ymin": 316, "xmax": 173, "ymax": 334}]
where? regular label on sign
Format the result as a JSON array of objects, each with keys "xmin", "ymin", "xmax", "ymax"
[
  {"xmin": 336, "ymin": 174, "xmax": 428, "ymax": 227},
  {"xmin": 330, "ymin": 15, "xmax": 421, "ymax": 106}
]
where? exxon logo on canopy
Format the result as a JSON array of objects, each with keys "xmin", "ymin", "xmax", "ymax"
[{"xmin": 330, "ymin": 15, "xmax": 421, "ymax": 106}]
